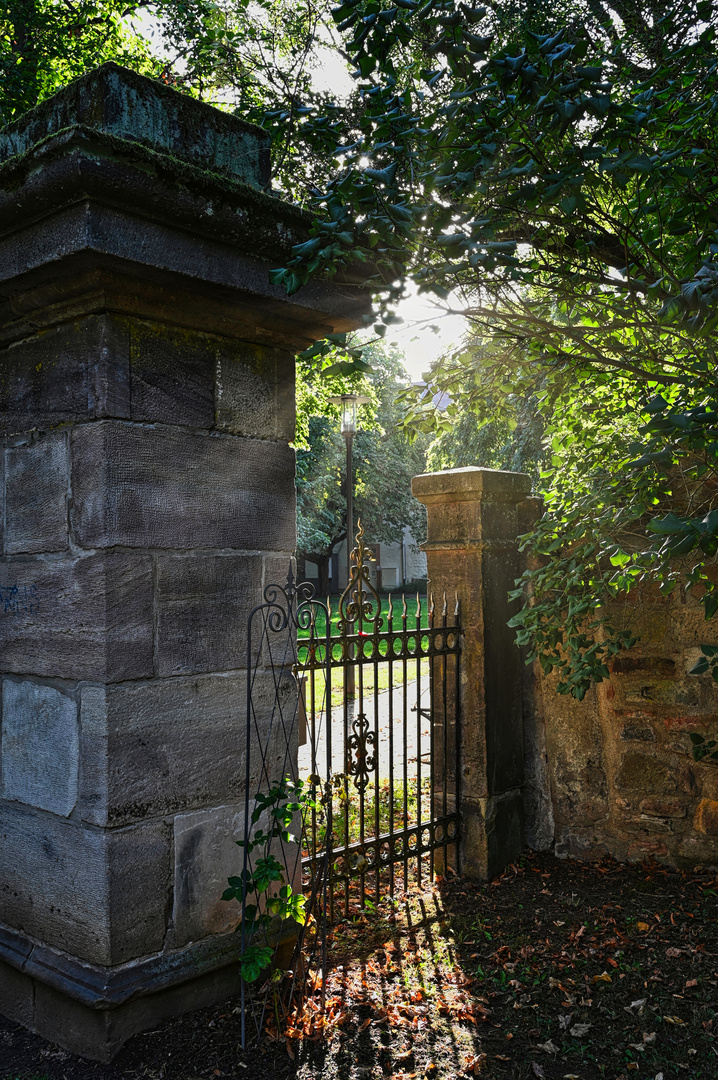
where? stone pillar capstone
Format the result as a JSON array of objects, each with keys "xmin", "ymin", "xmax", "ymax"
[
  {"xmin": 412, "ymin": 467, "xmax": 532, "ymax": 880},
  {"xmin": 0, "ymin": 62, "xmax": 367, "ymax": 1060}
]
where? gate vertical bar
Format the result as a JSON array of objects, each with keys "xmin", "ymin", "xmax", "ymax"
[
  {"xmin": 387, "ymin": 593, "xmax": 395, "ymax": 897},
  {"xmin": 415, "ymin": 592, "xmax": 422, "ymax": 886}
]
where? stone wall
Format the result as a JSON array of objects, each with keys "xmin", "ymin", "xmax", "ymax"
[
  {"xmin": 412, "ymin": 467, "xmax": 718, "ymax": 874},
  {"xmin": 526, "ymin": 589, "xmax": 718, "ymax": 868}
]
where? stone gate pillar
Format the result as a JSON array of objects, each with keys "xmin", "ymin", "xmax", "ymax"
[
  {"xmin": 412, "ymin": 467, "xmax": 532, "ymax": 879},
  {"xmin": 0, "ymin": 63, "xmax": 367, "ymax": 1060}
]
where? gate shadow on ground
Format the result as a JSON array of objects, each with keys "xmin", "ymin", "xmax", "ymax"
[{"xmin": 4, "ymin": 853, "xmax": 718, "ymax": 1079}]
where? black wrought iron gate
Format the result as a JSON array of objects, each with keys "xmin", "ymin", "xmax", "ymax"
[{"xmin": 239, "ymin": 523, "xmax": 461, "ymax": 1037}]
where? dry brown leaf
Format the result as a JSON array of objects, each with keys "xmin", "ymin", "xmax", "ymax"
[{"xmin": 463, "ymin": 1052, "xmax": 487, "ymax": 1074}]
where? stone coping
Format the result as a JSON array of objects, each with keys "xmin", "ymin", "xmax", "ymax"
[
  {"xmin": 0, "ymin": 62, "xmax": 270, "ymax": 189},
  {"xmin": 0, "ymin": 922, "xmax": 250, "ymax": 1010},
  {"xmin": 412, "ymin": 466, "xmax": 532, "ymax": 504}
]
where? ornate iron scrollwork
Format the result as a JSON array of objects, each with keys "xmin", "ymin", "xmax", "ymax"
[
  {"xmin": 346, "ymin": 711, "xmax": 376, "ymax": 792},
  {"xmin": 337, "ymin": 520, "xmax": 383, "ymax": 634}
]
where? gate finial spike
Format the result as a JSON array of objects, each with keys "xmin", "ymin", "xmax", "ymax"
[
  {"xmin": 442, "ymin": 591, "xmax": 448, "ymax": 618},
  {"xmin": 402, "ymin": 593, "xmax": 408, "ymax": 621},
  {"xmin": 454, "ymin": 590, "xmax": 460, "ymax": 619},
  {"xmin": 387, "ymin": 592, "xmax": 393, "ymax": 624},
  {"xmin": 416, "ymin": 591, "xmax": 421, "ymax": 620}
]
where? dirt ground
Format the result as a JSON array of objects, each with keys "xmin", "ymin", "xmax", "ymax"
[{"xmin": 2, "ymin": 851, "xmax": 717, "ymax": 1080}]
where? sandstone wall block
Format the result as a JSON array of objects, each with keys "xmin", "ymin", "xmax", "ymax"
[
  {"xmin": 172, "ymin": 804, "xmax": 244, "ymax": 947},
  {"xmin": 5, "ymin": 430, "xmax": 68, "ymax": 554},
  {"xmin": 0, "ymin": 317, "xmax": 131, "ymax": 434},
  {"xmin": 0, "ymin": 805, "xmax": 170, "ymax": 964},
  {"xmin": 1, "ymin": 680, "xmax": 78, "ymax": 817},
  {"xmin": 79, "ymin": 673, "xmax": 295, "ymax": 826},
  {"xmin": 0, "ymin": 958, "xmax": 33, "ymax": 1028},
  {"xmin": 638, "ymin": 795, "xmax": 690, "ymax": 818},
  {"xmin": 128, "ymin": 318, "xmax": 214, "ymax": 427},
  {"xmin": 215, "ymin": 342, "xmax": 294, "ymax": 441},
  {"xmin": 614, "ymin": 752, "xmax": 677, "ymax": 794},
  {"xmin": 0, "ymin": 553, "xmax": 153, "ymax": 681},
  {"xmin": 71, "ymin": 421, "xmax": 295, "ymax": 551},
  {"xmin": 155, "ymin": 554, "xmax": 261, "ymax": 676},
  {"xmin": 694, "ymin": 797, "xmax": 718, "ymax": 836}
]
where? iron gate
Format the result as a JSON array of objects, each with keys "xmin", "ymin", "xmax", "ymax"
[
  {"xmin": 238, "ymin": 523, "xmax": 461, "ymax": 1037},
  {"xmin": 298, "ymin": 523, "xmax": 461, "ymax": 917}
]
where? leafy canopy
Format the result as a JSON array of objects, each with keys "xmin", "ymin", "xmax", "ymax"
[
  {"xmin": 267, "ymin": 0, "xmax": 718, "ymax": 697},
  {"xmin": 297, "ymin": 342, "xmax": 427, "ymax": 581}
]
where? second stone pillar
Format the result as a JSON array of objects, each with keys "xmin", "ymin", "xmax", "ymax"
[{"xmin": 412, "ymin": 466, "xmax": 531, "ymax": 880}]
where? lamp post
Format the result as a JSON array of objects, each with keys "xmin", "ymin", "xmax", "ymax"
[
  {"xmin": 329, "ymin": 393, "xmax": 369, "ymax": 702},
  {"xmin": 329, "ymin": 393, "xmax": 370, "ymax": 587}
]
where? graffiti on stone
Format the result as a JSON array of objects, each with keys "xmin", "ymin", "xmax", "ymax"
[{"xmin": 0, "ymin": 584, "xmax": 39, "ymax": 615}]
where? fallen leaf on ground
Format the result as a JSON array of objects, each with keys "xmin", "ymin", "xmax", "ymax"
[
  {"xmin": 570, "ymin": 1023, "xmax": 592, "ymax": 1037},
  {"xmin": 536, "ymin": 1039, "xmax": 560, "ymax": 1053}
]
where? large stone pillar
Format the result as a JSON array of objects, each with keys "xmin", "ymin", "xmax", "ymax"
[
  {"xmin": 0, "ymin": 63, "xmax": 367, "ymax": 1060},
  {"xmin": 412, "ymin": 467, "xmax": 531, "ymax": 879}
]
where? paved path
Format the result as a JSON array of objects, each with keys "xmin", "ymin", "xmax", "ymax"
[{"xmin": 298, "ymin": 678, "xmax": 432, "ymax": 782}]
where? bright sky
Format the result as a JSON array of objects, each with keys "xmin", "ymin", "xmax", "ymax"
[{"xmin": 378, "ymin": 288, "xmax": 469, "ymax": 382}]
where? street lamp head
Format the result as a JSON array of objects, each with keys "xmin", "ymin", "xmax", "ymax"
[{"xmin": 328, "ymin": 393, "xmax": 371, "ymax": 436}]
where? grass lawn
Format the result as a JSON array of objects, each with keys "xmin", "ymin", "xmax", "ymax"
[
  {"xmin": 301, "ymin": 656, "xmax": 431, "ymax": 711},
  {"xmin": 297, "ymin": 595, "xmax": 432, "ymax": 709},
  {"xmin": 3, "ymin": 851, "xmax": 717, "ymax": 1079},
  {"xmin": 297, "ymin": 595, "xmax": 428, "ymax": 640}
]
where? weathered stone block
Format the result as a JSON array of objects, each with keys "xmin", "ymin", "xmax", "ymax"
[
  {"xmin": 0, "ymin": 958, "xmax": 33, "ymax": 1028},
  {"xmin": 108, "ymin": 822, "xmax": 172, "ymax": 964},
  {"xmin": 0, "ymin": 316, "xmax": 131, "ymax": 434},
  {"xmin": 694, "ymin": 797, "xmax": 718, "ymax": 836},
  {"xmin": 0, "ymin": 805, "xmax": 170, "ymax": 964},
  {"xmin": 615, "ymin": 752, "xmax": 676, "ymax": 794},
  {"xmin": 156, "ymin": 554, "xmax": 261, "ymax": 676},
  {"xmin": 1, "ymin": 680, "xmax": 78, "ymax": 817},
  {"xmin": 30, "ymin": 958, "xmax": 243, "ymax": 1063},
  {"xmin": 71, "ymin": 421, "xmax": 295, "ymax": 551},
  {"xmin": 622, "ymin": 680, "xmax": 701, "ymax": 707},
  {"xmin": 172, "ymin": 804, "xmax": 245, "ymax": 947},
  {"xmin": 639, "ymin": 795, "xmax": 689, "ymax": 819},
  {"xmin": 0, "ymin": 62, "xmax": 271, "ymax": 188},
  {"xmin": 5, "ymin": 430, "xmax": 68, "ymax": 553},
  {"xmin": 79, "ymin": 673, "xmax": 296, "ymax": 826},
  {"xmin": 0, "ymin": 553, "xmax": 153, "ymax": 681},
  {"xmin": 128, "ymin": 318, "xmax": 214, "ymax": 427},
  {"xmin": 620, "ymin": 724, "xmax": 655, "ymax": 742},
  {"xmin": 215, "ymin": 342, "xmax": 294, "ymax": 440}
]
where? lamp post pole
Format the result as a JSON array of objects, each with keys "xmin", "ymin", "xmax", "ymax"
[
  {"xmin": 328, "ymin": 393, "xmax": 369, "ymax": 588},
  {"xmin": 345, "ymin": 428, "xmax": 354, "ymax": 588},
  {"xmin": 329, "ymin": 393, "xmax": 369, "ymax": 702}
]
